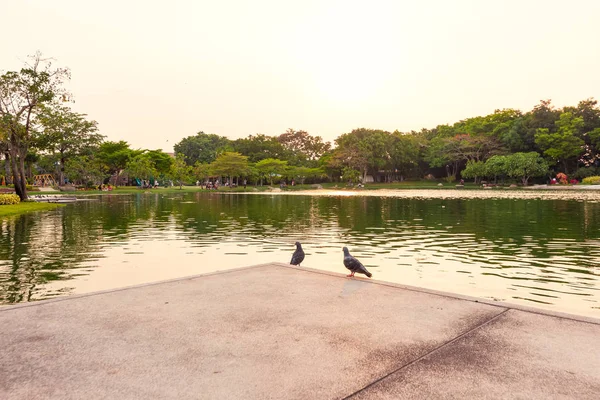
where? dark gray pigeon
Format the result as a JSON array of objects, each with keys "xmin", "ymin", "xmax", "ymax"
[
  {"xmin": 343, "ymin": 247, "xmax": 372, "ymax": 278},
  {"xmin": 290, "ymin": 242, "xmax": 305, "ymax": 266}
]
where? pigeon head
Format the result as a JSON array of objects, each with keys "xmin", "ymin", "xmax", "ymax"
[
  {"xmin": 295, "ymin": 241, "xmax": 302, "ymax": 248},
  {"xmin": 343, "ymin": 247, "xmax": 350, "ymax": 255}
]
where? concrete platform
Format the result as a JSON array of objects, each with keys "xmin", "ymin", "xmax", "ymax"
[{"xmin": 1, "ymin": 263, "xmax": 599, "ymax": 400}]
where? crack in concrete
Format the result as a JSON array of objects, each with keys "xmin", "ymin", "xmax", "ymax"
[{"xmin": 342, "ymin": 308, "xmax": 511, "ymax": 399}]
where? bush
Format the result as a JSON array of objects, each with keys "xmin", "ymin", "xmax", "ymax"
[
  {"xmin": 582, "ymin": 176, "xmax": 600, "ymax": 185},
  {"xmin": 573, "ymin": 167, "xmax": 600, "ymax": 180},
  {"xmin": 0, "ymin": 194, "xmax": 20, "ymax": 205}
]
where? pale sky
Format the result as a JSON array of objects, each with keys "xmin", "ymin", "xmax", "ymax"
[{"xmin": 3, "ymin": 0, "xmax": 600, "ymax": 152}]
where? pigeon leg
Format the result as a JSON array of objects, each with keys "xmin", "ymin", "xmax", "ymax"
[{"xmin": 346, "ymin": 271, "xmax": 355, "ymax": 277}]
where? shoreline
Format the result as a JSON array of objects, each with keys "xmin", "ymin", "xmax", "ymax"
[{"xmin": 233, "ymin": 187, "xmax": 600, "ymax": 201}]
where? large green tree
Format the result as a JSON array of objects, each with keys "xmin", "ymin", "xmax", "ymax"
[
  {"xmin": 506, "ymin": 152, "xmax": 549, "ymax": 186},
  {"xmin": 232, "ymin": 134, "xmax": 286, "ymax": 163},
  {"xmin": 0, "ymin": 52, "xmax": 70, "ymax": 200},
  {"xmin": 64, "ymin": 155, "xmax": 106, "ymax": 187},
  {"xmin": 96, "ymin": 141, "xmax": 141, "ymax": 185},
  {"xmin": 254, "ymin": 158, "xmax": 288, "ymax": 185},
  {"xmin": 209, "ymin": 151, "xmax": 250, "ymax": 185},
  {"xmin": 125, "ymin": 155, "xmax": 158, "ymax": 184},
  {"xmin": 277, "ymin": 129, "xmax": 331, "ymax": 167},
  {"xmin": 37, "ymin": 104, "xmax": 103, "ymax": 185},
  {"xmin": 173, "ymin": 131, "xmax": 231, "ymax": 165},
  {"xmin": 169, "ymin": 154, "xmax": 191, "ymax": 189},
  {"xmin": 535, "ymin": 112, "xmax": 585, "ymax": 173}
]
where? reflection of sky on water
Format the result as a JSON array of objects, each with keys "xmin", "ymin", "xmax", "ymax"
[{"xmin": 1, "ymin": 192, "xmax": 599, "ymax": 318}]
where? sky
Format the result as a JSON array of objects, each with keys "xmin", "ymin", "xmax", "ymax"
[{"xmin": 3, "ymin": 0, "xmax": 600, "ymax": 152}]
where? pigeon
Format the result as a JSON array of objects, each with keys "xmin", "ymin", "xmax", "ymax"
[
  {"xmin": 290, "ymin": 242, "xmax": 305, "ymax": 266},
  {"xmin": 343, "ymin": 247, "xmax": 372, "ymax": 278}
]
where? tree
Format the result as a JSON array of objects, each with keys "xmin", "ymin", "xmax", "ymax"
[
  {"xmin": 254, "ymin": 158, "xmax": 288, "ymax": 185},
  {"xmin": 169, "ymin": 154, "xmax": 191, "ymax": 189},
  {"xmin": 461, "ymin": 160, "xmax": 486, "ymax": 183},
  {"xmin": 96, "ymin": 141, "xmax": 140, "ymax": 185},
  {"xmin": 388, "ymin": 131, "xmax": 421, "ymax": 181},
  {"xmin": 209, "ymin": 152, "xmax": 250, "ymax": 185},
  {"xmin": 37, "ymin": 104, "xmax": 103, "ymax": 185},
  {"xmin": 342, "ymin": 166, "xmax": 361, "ymax": 184},
  {"xmin": 144, "ymin": 150, "xmax": 173, "ymax": 177},
  {"xmin": 0, "ymin": 52, "xmax": 70, "ymax": 200},
  {"xmin": 64, "ymin": 155, "xmax": 106, "ymax": 187},
  {"xmin": 484, "ymin": 155, "xmax": 510, "ymax": 184},
  {"xmin": 173, "ymin": 131, "xmax": 231, "ymax": 165},
  {"xmin": 288, "ymin": 166, "xmax": 324, "ymax": 184},
  {"xmin": 535, "ymin": 112, "xmax": 585, "ymax": 173},
  {"xmin": 506, "ymin": 152, "xmax": 549, "ymax": 186},
  {"xmin": 193, "ymin": 162, "xmax": 212, "ymax": 184},
  {"xmin": 424, "ymin": 136, "xmax": 462, "ymax": 180},
  {"xmin": 232, "ymin": 134, "xmax": 286, "ymax": 163},
  {"xmin": 333, "ymin": 129, "xmax": 390, "ymax": 183},
  {"xmin": 277, "ymin": 129, "xmax": 331, "ymax": 167},
  {"xmin": 126, "ymin": 154, "xmax": 158, "ymax": 184}
]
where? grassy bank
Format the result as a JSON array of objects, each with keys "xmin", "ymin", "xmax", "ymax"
[{"xmin": 0, "ymin": 202, "xmax": 64, "ymax": 218}]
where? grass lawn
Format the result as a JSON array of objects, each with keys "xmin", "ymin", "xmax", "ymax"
[{"xmin": 0, "ymin": 202, "xmax": 65, "ymax": 218}]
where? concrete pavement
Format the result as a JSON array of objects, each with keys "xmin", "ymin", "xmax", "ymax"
[{"xmin": 1, "ymin": 263, "xmax": 599, "ymax": 399}]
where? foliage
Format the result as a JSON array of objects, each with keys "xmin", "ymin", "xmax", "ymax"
[
  {"xmin": 582, "ymin": 176, "xmax": 600, "ymax": 184},
  {"xmin": 173, "ymin": 131, "xmax": 231, "ymax": 165},
  {"xmin": 573, "ymin": 167, "xmax": 600, "ymax": 180},
  {"xmin": 64, "ymin": 155, "xmax": 106, "ymax": 186},
  {"xmin": 254, "ymin": 158, "xmax": 288, "ymax": 185},
  {"xmin": 505, "ymin": 152, "xmax": 549, "ymax": 186},
  {"xmin": 277, "ymin": 129, "xmax": 331, "ymax": 167},
  {"xmin": 287, "ymin": 166, "xmax": 324, "ymax": 184},
  {"xmin": 125, "ymin": 154, "xmax": 158, "ymax": 181},
  {"xmin": 555, "ymin": 172, "xmax": 568, "ymax": 184},
  {"xmin": 342, "ymin": 167, "xmax": 361, "ymax": 184},
  {"xmin": 169, "ymin": 154, "xmax": 191, "ymax": 189},
  {"xmin": 192, "ymin": 162, "xmax": 212, "ymax": 182},
  {"xmin": 209, "ymin": 152, "xmax": 250, "ymax": 184},
  {"xmin": 484, "ymin": 155, "xmax": 509, "ymax": 183},
  {"xmin": 36, "ymin": 104, "xmax": 103, "ymax": 185},
  {"xmin": 143, "ymin": 150, "xmax": 173, "ymax": 175},
  {"xmin": 0, "ymin": 194, "xmax": 20, "ymax": 205},
  {"xmin": 460, "ymin": 160, "xmax": 486, "ymax": 183},
  {"xmin": 535, "ymin": 112, "xmax": 585, "ymax": 173},
  {"xmin": 232, "ymin": 134, "xmax": 285, "ymax": 163},
  {"xmin": 96, "ymin": 141, "xmax": 141, "ymax": 184},
  {"xmin": 0, "ymin": 52, "xmax": 71, "ymax": 200}
]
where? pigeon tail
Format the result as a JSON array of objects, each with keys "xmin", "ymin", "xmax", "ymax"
[{"xmin": 365, "ymin": 271, "xmax": 372, "ymax": 278}]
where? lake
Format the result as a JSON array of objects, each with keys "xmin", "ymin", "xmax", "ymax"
[{"xmin": 1, "ymin": 190, "xmax": 599, "ymax": 317}]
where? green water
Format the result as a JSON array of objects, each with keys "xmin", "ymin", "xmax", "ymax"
[{"xmin": 1, "ymin": 192, "xmax": 599, "ymax": 317}]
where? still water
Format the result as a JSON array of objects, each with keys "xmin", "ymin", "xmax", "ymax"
[{"xmin": 1, "ymin": 192, "xmax": 599, "ymax": 317}]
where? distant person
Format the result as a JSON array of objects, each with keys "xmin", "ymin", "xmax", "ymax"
[{"xmin": 243, "ymin": 179, "xmax": 247, "ymax": 189}]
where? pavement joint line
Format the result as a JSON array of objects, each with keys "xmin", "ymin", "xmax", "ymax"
[{"xmin": 341, "ymin": 308, "xmax": 511, "ymax": 400}]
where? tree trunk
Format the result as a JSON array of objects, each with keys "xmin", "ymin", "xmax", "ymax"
[
  {"xmin": 3, "ymin": 152, "xmax": 10, "ymax": 183},
  {"xmin": 9, "ymin": 148, "xmax": 28, "ymax": 200},
  {"xmin": 60, "ymin": 152, "xmax": 65, "ymax": 186}
]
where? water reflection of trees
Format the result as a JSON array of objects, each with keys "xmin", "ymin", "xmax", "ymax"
[{"xmin": 2, "ymin": 193, "xmax": 600, "ymax": 304}]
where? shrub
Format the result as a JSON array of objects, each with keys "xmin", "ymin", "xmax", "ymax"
[
  {"xmin": 573, "ymin": 167, "xmax": 600, "ymax": 180},
  {"xmin": 0, "ymin": 194, "xmax": 20, "ymax": 205},
  {"xmin": 582, "ymin": 176, "xmax": 600, "ymax": 185},
  {"xmin": 556, "ymin": 172, "xmax": 568, "ymax": 184}
]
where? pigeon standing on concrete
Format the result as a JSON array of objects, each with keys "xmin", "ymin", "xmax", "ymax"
[
  {"xmin": 343, "ymin": 247, "xmax": 372, "ymax": 278},
  {"xmin": 290, "ymin": 242, "xmax": 305, "ymax": 266}
]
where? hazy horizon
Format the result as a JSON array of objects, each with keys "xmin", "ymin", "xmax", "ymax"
[{"xmin": 3, "ymin": 0, "xmax": 600, "ymax": 152}]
